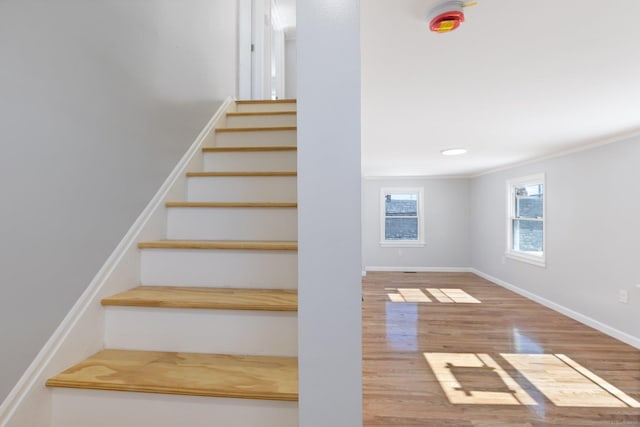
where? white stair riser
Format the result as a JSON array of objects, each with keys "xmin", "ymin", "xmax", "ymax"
[
  {"xmin": 225, "ymin": 114, "xmax": 296, "ymax": 128},
  {"xmin": 140, "ymin": 249, "xmax": 298, "ymax": 288},
  {"xmin": 204, "ymin": 150, "xmax": 297, "ymax": 172},
  {"xmin": 187, "ymin": 176, "xmax": 297, "ymax": 203},
  {"xmin": 105, "ymin": 307, "xmax": 297, "ymax": 356},
  {"xmin": 236, "ymin": 103, "xmax": 296, "ymax": 113},
  {"xmin": 51, "ymin": 389, "xmax": 297, "ymax": 427},
  {"xmin": 167, "ymin": 208, "xmax": 298, "ymax": 241},
  {"xmin": 215, "ymin": 130, "xmax": 296, "ymax": 147}
]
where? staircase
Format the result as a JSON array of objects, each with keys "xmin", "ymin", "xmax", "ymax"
[{"xmin": 45, "ymin": 99, "xmax": 299, "ymax": 427}]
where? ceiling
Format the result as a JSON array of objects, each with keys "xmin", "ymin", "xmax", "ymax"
[
  {"xmin": 362, "ymin": 0, "xmax": 640, "ymax": 177},
  {"xmin": 275, "ymin": 1, "xmax": 640, "ymax": 177}
]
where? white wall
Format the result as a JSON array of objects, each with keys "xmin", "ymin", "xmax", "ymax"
[
  {"xmin": 285, "ymin": 38, "xmax": 297, "ymax": 99},
  {"xmin": 471, "ymin": 137, "xmax": 640, "ymax": 345},
  {"xmin": 363, "ymin": 177, "xmax": 470, "ymax": 270},
  {"xmin": 0, "ymin": 0, "xmax": 237, "ymax": 402},
  {"xmin": 298, "ymin": 0, "xmax": 362, "ymax": 426}
]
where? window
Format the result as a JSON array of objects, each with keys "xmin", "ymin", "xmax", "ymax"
[
  {"xmin": 506, "ymin": 174, "xmax": 545, "ymax": 267},
  {"xmin": 380, "ymin": 188, "xmax": 425, "ymax": 247}
]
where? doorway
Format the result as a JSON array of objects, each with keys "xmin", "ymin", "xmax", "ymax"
[{"xmin": 237, "ymin": 0, "xmax": 288, "ymax": 100}]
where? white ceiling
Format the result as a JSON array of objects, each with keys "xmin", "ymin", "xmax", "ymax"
[
  {"xmin": 362, "ymin": 0, "xmax": 640, "ymax": 177},
  {"xmin": 276, "ymin": 1, "xmax": 640, "ymax": 177}
]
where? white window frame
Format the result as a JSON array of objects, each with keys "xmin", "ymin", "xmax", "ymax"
[
  {"xmin": 505, "ymin": 173, "xmax": 546, "ymax": 267},
  {"xmin": 380, "ymin": 187, "xmax": 425, "ymax": 247}
]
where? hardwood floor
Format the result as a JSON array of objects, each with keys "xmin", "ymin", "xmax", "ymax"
[{"xmin": 363, "ymin": 272, "xmax": 640, "ymax": 426}]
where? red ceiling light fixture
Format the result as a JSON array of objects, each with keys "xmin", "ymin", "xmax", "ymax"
[{"xmin": 428, "ymin": 1, "xmax": 477, "ymax": 34}]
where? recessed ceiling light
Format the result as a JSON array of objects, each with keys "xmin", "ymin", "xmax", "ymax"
[{"xmin": 441, "ymin": 148, "xmax": 468, "ymax": 156}]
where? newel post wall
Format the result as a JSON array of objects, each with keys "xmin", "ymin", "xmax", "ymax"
[{"xmin": 297, "ymin": 0, "xmax": 363, "ymax": 425}]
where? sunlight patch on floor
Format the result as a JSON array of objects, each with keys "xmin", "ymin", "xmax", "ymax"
[
  {"xmin": 424, "ymin": 352, "xmax": 640, "ymax": 408},
  {"xmin": 387, "ymin": 288, "xmax": 481, "ymax": 303},
  {"xmin": 397, "ymin": 288, "xmax": 431, "ymax": 302},
  {"xmin": 502, "ymin": 353, "xmax": 640, "ymax": 408},
  {"xmin": 424, "ymin": 353, "xmax": 536, "ymax": 405}
]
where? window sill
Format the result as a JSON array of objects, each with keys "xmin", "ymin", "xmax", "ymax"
[
  {"xmin": 380, "ymin": 241, "xmax": 425, "ymax": 248},
  {"xmin": 504, "ymin": 251, "xmax": 546, "ymax": 268}
]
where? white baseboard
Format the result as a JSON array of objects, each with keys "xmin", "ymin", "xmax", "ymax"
[
  {"xmin": 365, "ymin": 266, "xmax": 472, "ymax": 273},
  {"xmin": 0, "ymin": 98, "xmax": 234, "ymax": 427},
  {"xmin": 470, "ymin": 269, "xmax": 640, "ymax": 350}
]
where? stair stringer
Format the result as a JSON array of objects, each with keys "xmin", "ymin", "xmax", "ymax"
[{"xmin": 0, "ymin": 97, "xmax": 234, "ymax": 427}]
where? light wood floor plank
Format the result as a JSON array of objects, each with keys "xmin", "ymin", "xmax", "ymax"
[
  {"xmin": 46, "ymin": 350, "xmax": 298, "ymax": 401},
  {"xmin": 102, "ymin": 286, "xmax": 297, "ymax": 312}
]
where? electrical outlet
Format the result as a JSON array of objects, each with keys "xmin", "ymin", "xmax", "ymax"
[{"xmin": 619, "ymin": 289, "xmax": 629, "ymax": 304}]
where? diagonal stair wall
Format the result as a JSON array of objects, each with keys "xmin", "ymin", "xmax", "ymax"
[
  {"xmin": 0, "ymin": 99, "xmax": 304, "ymax": 427},
  {"xmin": 46, "ymin": 98, "xmax": 299, "ymax": 425}
]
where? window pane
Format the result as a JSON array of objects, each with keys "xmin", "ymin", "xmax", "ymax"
[
  {"xmin": 385, "ymin": 194, "xmax": 417, "ymax": 217},
  {"xmin": 513, "ymin": 220, "xmax": 543, "ymax": 252},
  {"xmin": 385, "ymin": 218, "xmax": 418, "ymax": 240},
  {"xmin": 515, "ymin": 184, "xmax": 543, "ymax": 219}
]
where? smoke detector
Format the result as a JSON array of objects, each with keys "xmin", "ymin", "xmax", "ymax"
[{"xmin": 428, "ymin": 1, "xmax": 477, "ymax": 33}]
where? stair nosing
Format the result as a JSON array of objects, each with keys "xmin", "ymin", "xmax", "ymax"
[
  {"xmin": 236, "ymin": 99, "xmax": 296, "ymax": 105},
  {"xmin": 215, "ymin": 126, "xmax": 296, "ymax": 133},
  {"xmin": 186, "ymin": 171, "xmax": 297, "ymax": 177},
  {"xmin": 227, "ymin": 111, "xmax": 296, "ymax": 117},
  {"xmin": 202, "ymin": 146, "xmax": 297, "ymax": 153},
  {"xmin": 137, "ymin": 240, "xmax": 298, "ymax": 251},
  {"xmin": 165, "ymin": 202, "xmax": 298, "ymax": 208},
  {"xmin": 45, "ymin": 380, "xmax": 298, "ymax": 401},
  {"xmin": 102, "ymin": 286, "xmax": 298, "ymax": 312}
]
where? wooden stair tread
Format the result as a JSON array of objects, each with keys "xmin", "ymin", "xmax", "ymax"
[
  {"xmin": 138, "ymin": 240, "xmax": 298, "ymax": 251},
  {"xmin": 227, "ymin": 111, "xmax": 296, "ymax": 117},
  {"xmin": 236, "ymin": 99, "xmax": 296, "ymax": 104},
  {"xmin": 186, "ymin": 171, "xmax": 296, "ymax": 177},
  {"xmin": 165, "ymin": 202, "xmax": 297, "ymax": 208},
  {"xmin": 102, "ymin": 286, "xmax": 297, "ymax": 311},
  {"xmin": 202, "ymin": 146, "xmax": 297, "ymax": 153},
  {"xmin": 215, "ymin": 126, "xmax": 296, "ymax": 133},
  {"xmin": 46, "ymin": 349, "xmax": 298, "ymax": 401}
]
